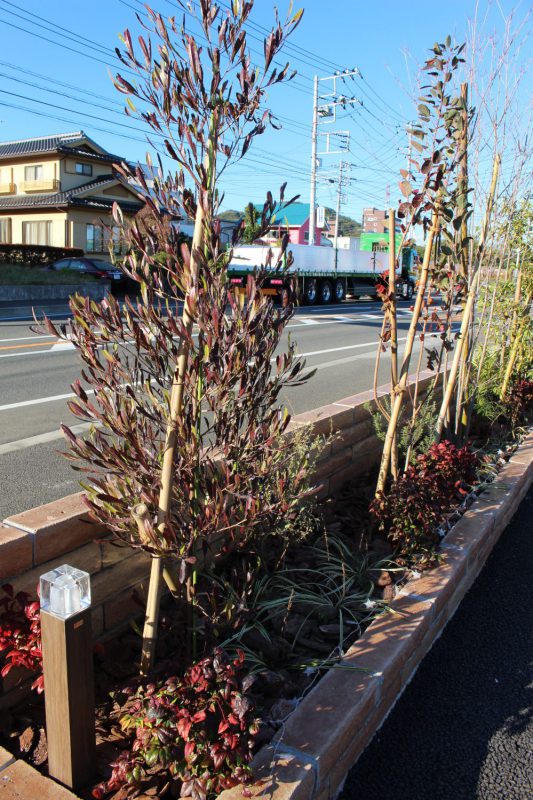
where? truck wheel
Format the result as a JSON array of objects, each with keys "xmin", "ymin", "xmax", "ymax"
[
  {"xmin": 319, "ymin": 280, "xmax": 333, "ymax": 304},
  {"xmin": 303, "ymin": 279, "xmax": 317, "ymax": 305},
  {"xmin": 334, "ymin": 278, "xmax": 345, "ymax": 303}
]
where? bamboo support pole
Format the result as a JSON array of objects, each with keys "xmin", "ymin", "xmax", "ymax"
[
  {"xmin": 140, "ymin": 199, "xmax": 206, "ymax": 674},
  {"xmin": 434, "ymin": 153, "xmax": 500, "ymax": 441},
  {"xmin": 388, "ymin": 209, "xmax": 399, "ymax": 479},
  {"xmin": 500, "ymin": 288, "xmax": 532, "ymax": 401},
  {"xmin": 139, "ymin": 119, "xmax": 217, "ymax": 674},
  {"xmin": 375, "ymin": 207, "xmax": 440, "ymax": 496}
]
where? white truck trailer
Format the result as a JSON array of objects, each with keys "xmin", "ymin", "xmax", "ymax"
[{"xmin": 227, "ymin": 241, "xmax": 417, "ymax": 305}]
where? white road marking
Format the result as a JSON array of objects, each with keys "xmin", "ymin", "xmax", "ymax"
[
  {"xmin": 0, "ymin": 389, "xmax": 88, "ymax": 412},
  {"xmin": 0, "ymin": 339, "xmax": 380, "ymax": 412},
  {"xmin": 0, "ymin": 335, "xmax": 56, "ymax": 343},
  {"xmin": 0, "ymin": 422, "xmax": 93, "ymax": 456}
]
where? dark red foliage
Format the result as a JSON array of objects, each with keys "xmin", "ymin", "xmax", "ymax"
[
  {"xmin": 93, "ymin": 649, "xmax": 258, "ymax": 799},
  {"xmin": 0, "ymin": 584, "xmax": 43, "ymax": 693},
  {"xmin": 505, "ymin": 380, "xmax": 533, "ymax": 427},
  {"xmin": 370, "ymin": 441, "xmax": 479, "ymax": 557}
]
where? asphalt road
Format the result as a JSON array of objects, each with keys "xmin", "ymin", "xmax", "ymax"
[
  {"xmin": 0, "ymin": 296, "xmax": 424, "ymax": 519},
  {"xmin": 340, "ymin": 490, "xmax": 533, "ymax": 800}
]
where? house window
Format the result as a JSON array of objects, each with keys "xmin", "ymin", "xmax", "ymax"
[
  {"xmin": 86, "ymin": 223, "xmax": 104, "ymax": 253},
  {"xmin": 75, "ymin": 162, "xmax": 93, "ymax": 176},
  {"xmin": 86, "ymin": 223, "xmax": 123, "ymax": 254},
  {"xmin": 24, "ymin": 165, "xmax": 44, "ymax": 181},
  {"xmin": 22, "ymin": 221, "xmax": 53, "ymax": 245},
  {"xmin": 0, "ymin": 218, "xmax": 12, "ymax": 243}
]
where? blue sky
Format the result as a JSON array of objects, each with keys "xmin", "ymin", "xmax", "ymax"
[{"xmin": 0, "ymin": 0, "xmax": 530, "ymax": 224}]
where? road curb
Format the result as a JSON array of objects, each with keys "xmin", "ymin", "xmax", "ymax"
[{"xmin": 218, "ymin": 428, "xmax": 533, "ymax": 800}]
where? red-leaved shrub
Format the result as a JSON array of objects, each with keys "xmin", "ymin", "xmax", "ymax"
[
  {"xmin": 0, "ymin": 584, "xmax": 43, "ymax": 693},
  {"xmin": 370, "ymin": 441, "xmax": 479, "ymax": 558},
  {"xmin": 506, "ymin": 379, "xmax": 533, "ymax": 428},
  {"xmin": 93, "ymin": 648, "xmax": 258, "ymax": 800}
]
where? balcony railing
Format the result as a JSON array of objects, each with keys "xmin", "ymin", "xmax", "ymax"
[
  {"xmin": 0, "ymin": 183, "xmax": 16, "ymax": 195},
  {"xmin": 20, "ymin": 179, "xmax": 60, "ymax": 193}
]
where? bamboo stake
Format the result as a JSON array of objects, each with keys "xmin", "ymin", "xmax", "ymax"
[
  {"xmin": 500, "ymin": 287, "xmax": 532, "ymax": 401},
  {"xmin": 140, "ymin": 199, "xmax": 206, "ymax": 674},
  {"xmin": 375, "ymin": 207, "xmax": 440, "ymax": 496},
  {"xmin": 457, "ymin": 83, "xmax": 471, "ymax": 437},
  {"xmin": 434, "ymin": 153, "xmax": 500, "ymax": 441},
  {"xmin": 140, "ymin": 120, "xmax": 217, "ymax": 674},
  {"xmin": 388, "ymin": 209, "xmax": 399, "ymax": 480}
]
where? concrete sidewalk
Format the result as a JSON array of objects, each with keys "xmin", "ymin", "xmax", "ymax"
[{"xmin": 340, "ymin": 490, "xmax": 533, "ymax": 800}]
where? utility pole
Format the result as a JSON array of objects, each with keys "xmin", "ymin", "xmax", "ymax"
[
  {"xmin": 334, "ymin": 160, "xmax": 344, "ymax": 271},
  {"xmin": 333, "ymin": 160, "xmax": 350, "ymax": 271},
  {"xmin": 309, "ymin": 69, "xmax": 360, "ymax": 246},
  {"xmin": 309, "ymin": 75, "xmax": 319, "ymax": 246}
]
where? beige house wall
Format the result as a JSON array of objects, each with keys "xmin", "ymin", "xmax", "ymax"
[
  {"xmin": 0, "ymin": 211, "xmax": 67, "ymax": 247},
  {"xmin": 67, "ymin": 208, "xmax": 136, "ymax": 254},
  {"xmin": 0, "ymin": 158, "xmax": 60, "ymax": 194},
  {"xmin": 60, "ymin": 157, "xmax": 115, "ymax": 191}
]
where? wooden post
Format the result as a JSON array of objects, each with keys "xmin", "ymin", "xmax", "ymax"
[{"xmin": 40, "ymin": 607, "xmax": 95, "ymax": 790}]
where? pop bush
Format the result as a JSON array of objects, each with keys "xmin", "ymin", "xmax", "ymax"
[{"xmin": 94, "ymin": 648, "xmax": 258, "ymax": 800}]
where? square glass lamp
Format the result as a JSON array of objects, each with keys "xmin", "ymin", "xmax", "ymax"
[{"xmin": 40, "ymin": 564, "xmax": 91, "ymax": 619}]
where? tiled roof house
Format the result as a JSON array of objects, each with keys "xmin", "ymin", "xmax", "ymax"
[{"xmin": 0, "ymin": 131, "xmax": 143, "ymax": 255}]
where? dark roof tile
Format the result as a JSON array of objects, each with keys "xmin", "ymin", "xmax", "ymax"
[
  {"xmin": 0, "ymin": 131, "xmax": 124, "ymax": 162},
  {"xmin": 0, "ymin": 175, "xmax": 142, "ymax": 212}
]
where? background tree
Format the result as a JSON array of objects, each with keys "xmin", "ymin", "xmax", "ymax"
[{"xmin": 241, "ymin": 201, "xmax": 262, "ymax": 242}]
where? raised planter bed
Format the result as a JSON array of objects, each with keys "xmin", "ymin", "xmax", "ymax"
[
  {"xmin": 218, "ymin": 429, "xmax": 533, "ymax": 800},
  {"xmin": 0, "ymin": 383, "xmax": 530, "ymax": 799}
]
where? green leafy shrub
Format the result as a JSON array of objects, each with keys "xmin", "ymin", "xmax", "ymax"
[{"xmin": 0, "ymin": 243, "xmax": 83, "ymax": 266}]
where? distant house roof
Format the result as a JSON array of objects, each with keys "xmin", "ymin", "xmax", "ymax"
[
  {"xmin": 253, "ymin": 202, "xmax": 328, "ymax": 229},
  {"xmin": 0, "ymin": 175, "xmax": 142, "ymax": 213},
  {"xmin": 0, "ymin": 131, "xmax": 123, "ymax": 163}
]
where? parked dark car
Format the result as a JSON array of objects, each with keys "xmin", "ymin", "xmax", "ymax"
[{"xmin": 51, "ymin": 257, "xmax": 124, "ymax": 285}]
